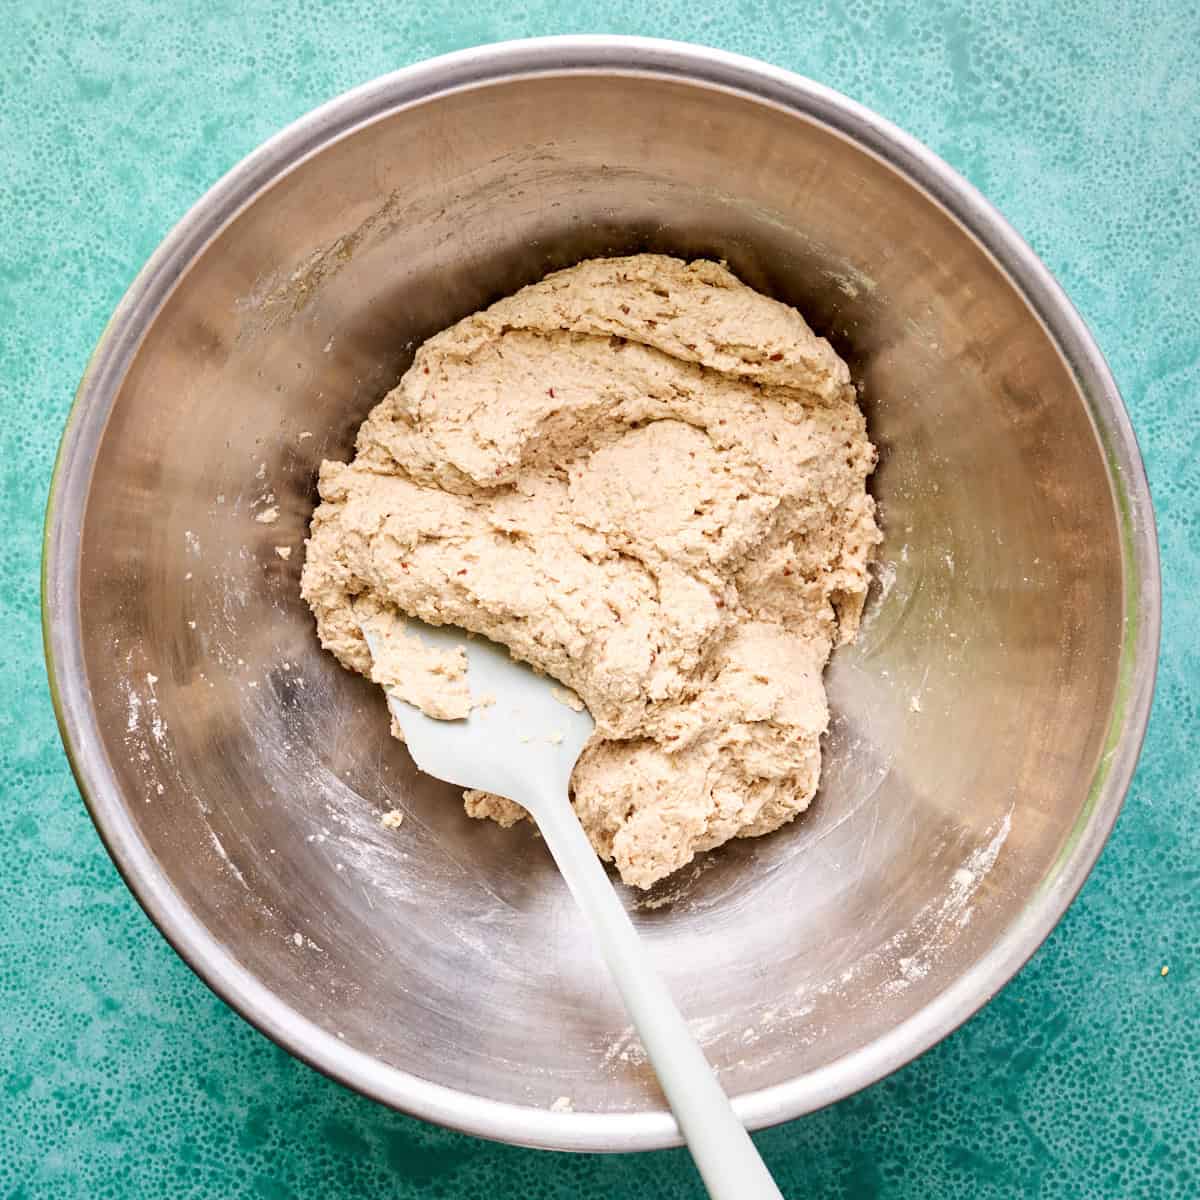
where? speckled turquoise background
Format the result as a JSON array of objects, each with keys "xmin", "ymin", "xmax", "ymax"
[{"xmin": 3, "ymin": 2, "xmax": 1196, "ymax": 1196}]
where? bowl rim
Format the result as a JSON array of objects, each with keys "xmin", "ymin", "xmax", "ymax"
[{"xmin": 42, "ymin": 35, "xmax": 1161, "ymax": 1152}]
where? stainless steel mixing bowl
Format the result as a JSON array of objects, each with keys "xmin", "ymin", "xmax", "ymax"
[{"xmin": 44, "ymin": 37, "xmax": 1159, "ymax": 1151}]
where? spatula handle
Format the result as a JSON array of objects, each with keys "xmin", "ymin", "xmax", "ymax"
[{"xmin": 533, "ymin": 790, "xmax": 784, "ymax": 1200}]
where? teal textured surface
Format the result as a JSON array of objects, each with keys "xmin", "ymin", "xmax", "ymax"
[{"xmin": 3, "ymin": 3, "xmax": 1196, "ymax": 1197}]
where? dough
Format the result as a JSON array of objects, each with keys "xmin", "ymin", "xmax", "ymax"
[
  {"xmin": 301, "ymin": 255, "xmax": 880, "ymax": 888},
  {"xmin": 358, "ymin": 608, "xmax": 471, "ymax": 721}
]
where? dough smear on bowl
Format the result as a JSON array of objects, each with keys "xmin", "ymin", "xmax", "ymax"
[{"xmin": 301, "ymin": 254, "xmax": 880, "ymax": 888}]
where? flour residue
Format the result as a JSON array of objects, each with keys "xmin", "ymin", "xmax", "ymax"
[
  {"xmin": 120, "ymin": 660, "xmax": 175, "ymax": 800},
  {"xmin": 617, "ymin": 805, "xmax": 1020, "ymax": 1075},
  {"xmin": 208, "ymin": 829, "xmax": 247, "ymax": 888}
]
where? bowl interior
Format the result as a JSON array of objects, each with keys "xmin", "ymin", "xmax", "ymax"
[{"xmin": 58, "ymin": 61, "xmax": 1135, "ymax": 1143}]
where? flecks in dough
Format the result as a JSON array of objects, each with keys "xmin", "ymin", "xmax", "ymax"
[{"xmin": 301, "ymin": 255, "xmax": 879, "ymax": 888}]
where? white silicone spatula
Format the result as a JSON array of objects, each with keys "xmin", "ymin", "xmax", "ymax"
[{"xmin": 361, "ymin": 616, "xmax": 782, "ymax": 1200}]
